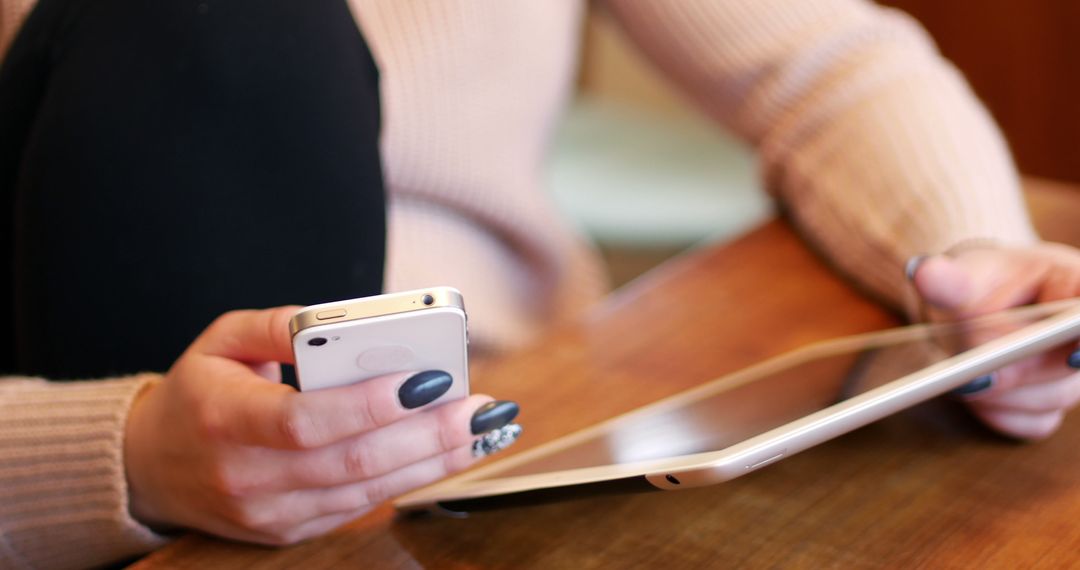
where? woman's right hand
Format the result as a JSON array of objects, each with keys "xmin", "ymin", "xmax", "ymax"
[{"xmin": 123, "ymin": 307, "xmax": 520, "ymax": 545}]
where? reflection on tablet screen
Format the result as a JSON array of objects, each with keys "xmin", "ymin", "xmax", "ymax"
[{"xmin": 478, "ymin": 305, "xmax": 1063, "ymax": 480}]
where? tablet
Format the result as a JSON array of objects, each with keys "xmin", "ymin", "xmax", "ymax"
[{"xmin": 395, "ymin": 300, "xmax": 1080, "ymax": 515}]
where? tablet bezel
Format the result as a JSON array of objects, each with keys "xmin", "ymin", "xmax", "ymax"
[{"xmin": 395, "ymin": 301, "xmax": 1080, "ymax": 514}]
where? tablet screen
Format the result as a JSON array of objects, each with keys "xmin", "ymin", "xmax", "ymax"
[{"xmin": 476, "ymin": 303, "xmax": 1071, "ymax": 480}]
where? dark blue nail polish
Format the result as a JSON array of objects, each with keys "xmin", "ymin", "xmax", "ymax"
[
  {"xmin": 952, "ymin": 374, "xmax": 994, "ymax": 396},
  {"xmin": 471, "ymin": 401, "xmax": 520, "ymax": 435},
  {"xmin": 398, "ymin": 370, "xmax": 453, "ymax": 409},
  {"xmin": 1068, "ymin": 349, "xmax": 1080, "ymax": 370}
]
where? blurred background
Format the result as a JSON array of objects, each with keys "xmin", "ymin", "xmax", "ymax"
[{"xmin": 547, "ymin": 1, "xmax": 1080, "ymax": 287}]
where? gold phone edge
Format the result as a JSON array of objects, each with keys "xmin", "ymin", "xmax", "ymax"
[{"xmin": 289, "ymin": 287, "xmax": 465, "ymax": 337}]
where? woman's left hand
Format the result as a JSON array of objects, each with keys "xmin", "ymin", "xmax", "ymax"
[{"xmin": 911, "ymin": 242, "xmax": 1080, "ymax": 439}]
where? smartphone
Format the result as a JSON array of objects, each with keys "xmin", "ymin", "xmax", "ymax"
[{"xmin": 289, "ymin": 286, "xmax": 469, "ymax": 399}]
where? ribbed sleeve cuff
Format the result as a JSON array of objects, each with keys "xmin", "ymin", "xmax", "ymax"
[{"xmin": 0, "ymin": 375, "xmax": 169, "ymax": 570}]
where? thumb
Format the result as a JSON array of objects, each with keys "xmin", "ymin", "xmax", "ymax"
[
  {"xmin": 193, "ymin": 305, "xmax": 301, "ymax": 365},
  {"xmin": 912, "ymin": 255, "xmax": 979, "ymax": 312}
]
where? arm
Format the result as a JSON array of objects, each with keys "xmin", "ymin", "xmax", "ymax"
[
  {"xmin": 0, "ymin": 376, "xmax": 168, "ymax": 569},
  {"xmin": 3, "ymin": 308, "xmax": 522, "ymax": 568},
  {"xmin": 600, "ymin": 0, "xmax": 1037, "ymax": 306},
  {"xmin": 603, "ymin": 0, "xmax": 1080, "ymax": 439}
]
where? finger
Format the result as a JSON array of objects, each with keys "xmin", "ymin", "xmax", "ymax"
[
  {"xmin": 913, "ymin": 255, "xmax": 976, "ymax": 311},
  {"xmin": 1038, "ymin": 265, "xmax": 1080, "ymax": 303},
  {"xmin": 241, "ymin": 443, "xmax": 484, "ymax": 545},
  {"xmin": 260, "ymin": 505, "xmax": 373, "ymax": 547},
  {"xmin": 194, "ymin": 306, "xmax": 301, "ymax": 365},
  {"xmin": 971, "ymin": 408, "xmax": 1064, "ymax": 441},
  {"xmin": 251, "ymin": 362, "xmax": 284, "ymax": 383},
  {"xmin": 237, "ymin": 502, "xmax": 376, "ymax": 547},
  {"xmin": 276, "ymin": 396, "xmax": 514, "ymax": 488},
  {"xmin": 968, "ymin": 372, "xmax": 1080, "ymax": 414},
  {"xmin": 220, "ymin": 370, "xmax": 473, "ymax": 450},
  {"xmin": 288, "ymin": 443, "xmax": 480, "ymax": 522},
  {"xmin": 955, "ymin": 344, "xmax": 1075, "ymax": 401},
  {"xmin": 913, "ymin": 252, "xmax": 1045, "ymax": 318}
]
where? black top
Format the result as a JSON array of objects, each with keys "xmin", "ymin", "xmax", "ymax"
[{"xmin": 0, "ymin": 0, "xmax": 386, "ymax": 378}]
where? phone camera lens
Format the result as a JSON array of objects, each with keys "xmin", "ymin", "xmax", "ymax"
[
  {"xmin": 422, "ymin": 294, "xmax": 434, "ymax": 306},
  {"xmin": 308, "ymin": 337, "xmax": 328, "ymax": 347}
]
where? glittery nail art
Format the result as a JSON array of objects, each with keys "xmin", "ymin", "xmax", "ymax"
[{"xmin": 472, "ymin": 423, "xmax": 523, "ymax": 457}]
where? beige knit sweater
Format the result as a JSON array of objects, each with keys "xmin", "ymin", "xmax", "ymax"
[{"xmin": 0, "ymin": 0, "xmax": 1038, "ymax": 568}]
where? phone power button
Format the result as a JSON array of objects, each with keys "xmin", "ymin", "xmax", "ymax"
[{"xmin": 316, "ymin": 309, "xmax": 347, "ymax": 320}]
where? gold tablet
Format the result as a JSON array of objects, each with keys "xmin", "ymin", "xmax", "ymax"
[{"xmin": 396, "ymin": 300, "xmax": 1080, "ymax": 514}]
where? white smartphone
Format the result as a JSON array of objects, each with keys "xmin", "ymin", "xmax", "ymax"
[{"xmin": 289, "ymin": 286, "xmax": 469, "ymax": 399}]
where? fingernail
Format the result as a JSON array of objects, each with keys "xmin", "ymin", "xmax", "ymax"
[
  {"xmin": 952, "ymin": 374, "xmax": 995, "ymax": 396},
  {"xmin": 398, "ymin": 370, "xmax": 453, "ymax": 409},
  {"xmin": 1069, "ymin": 349, "xmax": 1080, "ymax": 370},
  {"xmin": 470, "ymin": 400, "xmax": 520, "ymax": 435},
  {"xmin": 473, "ymin": 423, "xmax": 523, "ymax": 457}
]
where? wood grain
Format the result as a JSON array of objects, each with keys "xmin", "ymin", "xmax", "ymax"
[{"xmin": 133, "ymin": 179, "xmax": 1080, "ymax": 569}]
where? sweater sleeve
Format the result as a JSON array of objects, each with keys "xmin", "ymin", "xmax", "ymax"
[
  {"xmin": 0, "ymin": 375, "xmax": 169, "ymax": 570},
  {"xmin": 602, "ymin": 0, "xmax": 1038, "ymax": 307}
]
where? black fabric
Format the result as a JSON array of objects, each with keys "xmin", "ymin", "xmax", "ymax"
[{"xmin": 0, "ymin": 0, "xmax": 386, "ymax": 379}]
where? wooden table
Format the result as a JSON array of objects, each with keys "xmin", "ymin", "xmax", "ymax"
[{"xmin": 135, "ymin": 179, "xmax": 1080, "ymax": 568}]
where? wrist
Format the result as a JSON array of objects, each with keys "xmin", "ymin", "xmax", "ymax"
[{"xmin": 123, "ymin": 375, "xmax": 172, "ymax": 530}]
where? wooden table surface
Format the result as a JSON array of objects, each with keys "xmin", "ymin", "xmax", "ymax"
[{"xmin": 135, "ymin": 179, "xmax": 1080, "ymax": 569}]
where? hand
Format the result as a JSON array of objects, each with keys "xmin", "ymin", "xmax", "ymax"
[
  {"xmin": 123, "ymin": 306, "xmax": 520, "ymax": 545},
  {"xmin": 912, "ymin": 242, "xmax": 1080, "ymax": 439}
]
